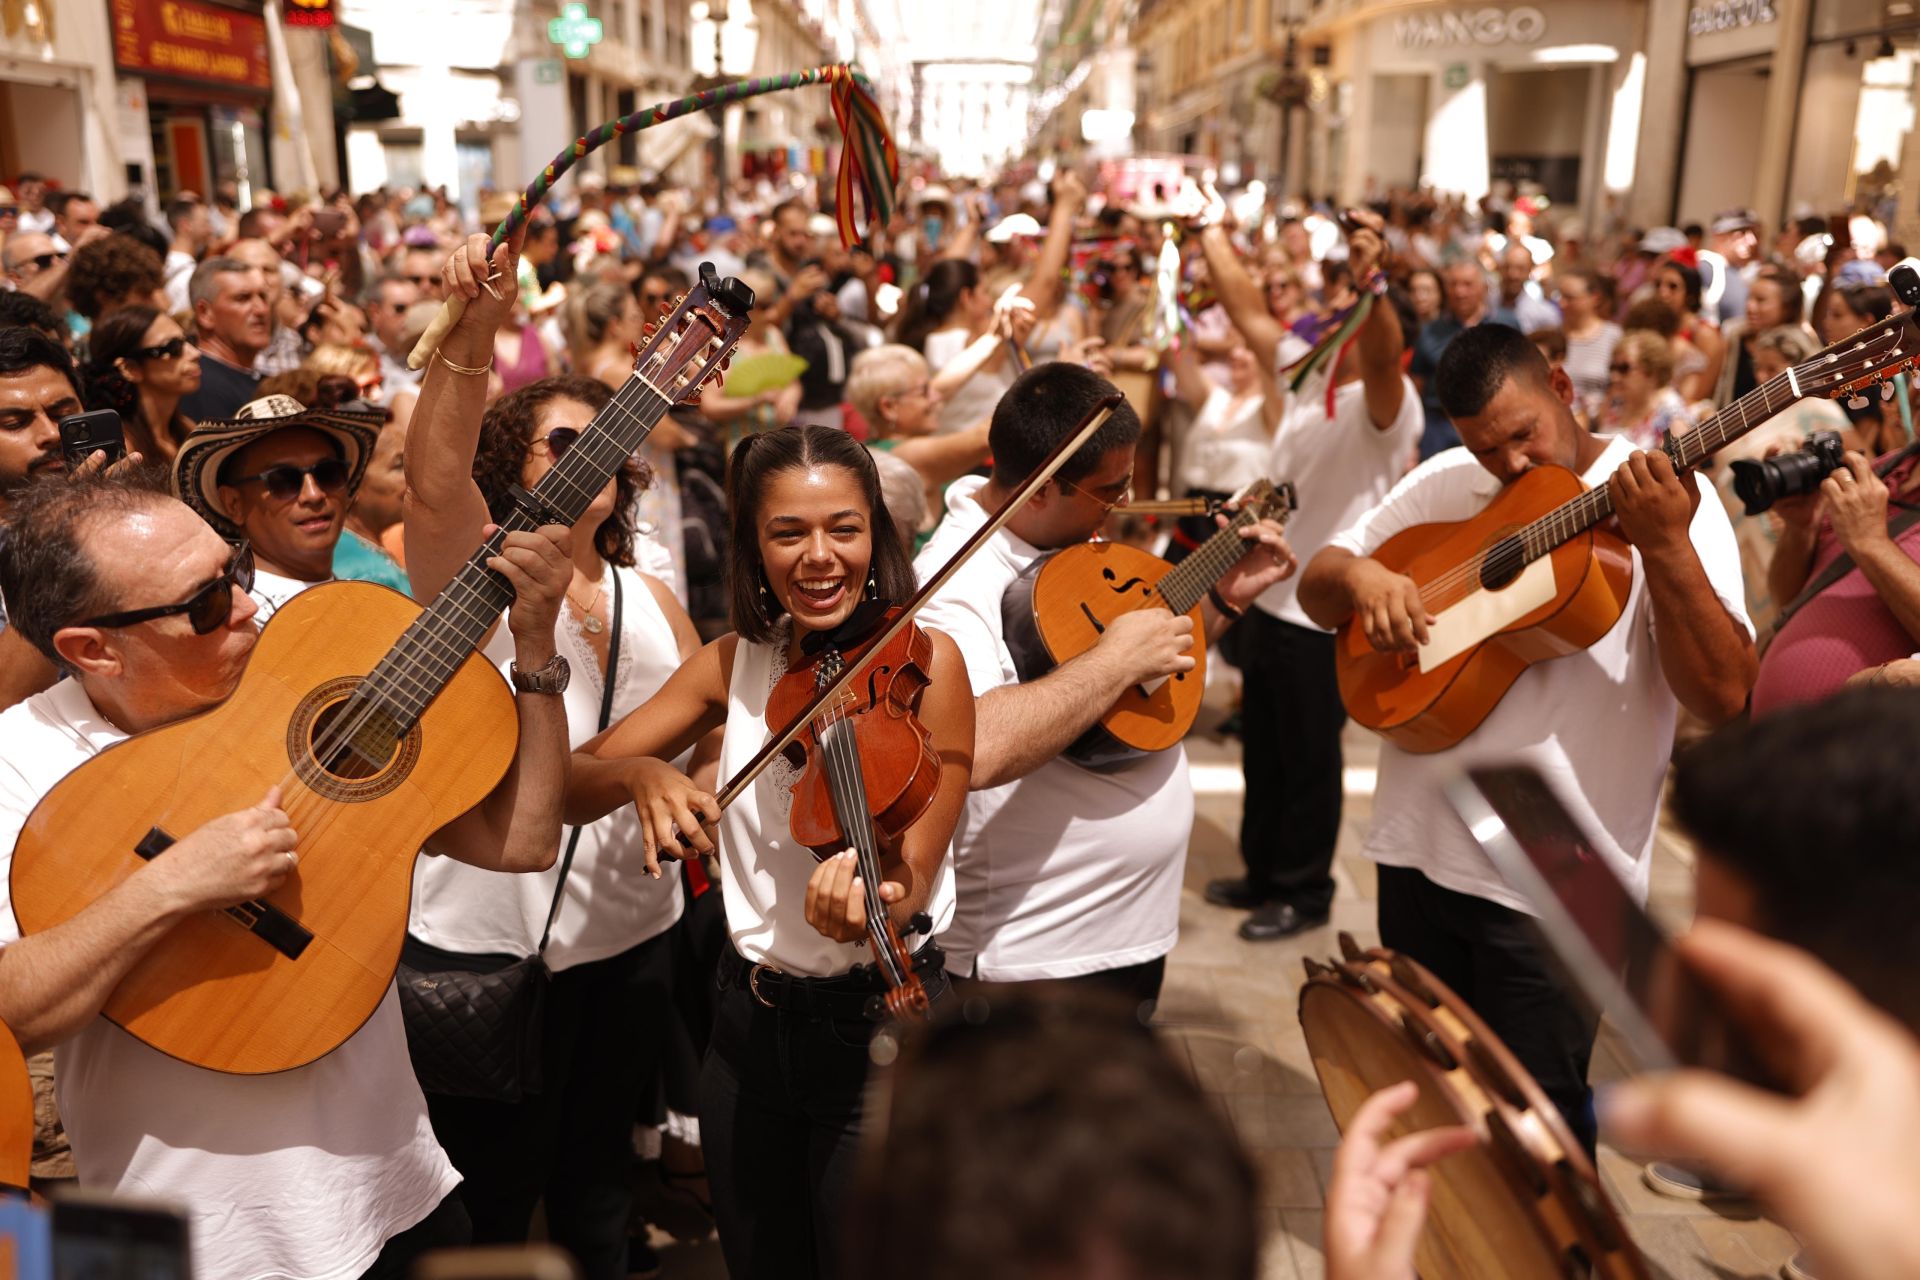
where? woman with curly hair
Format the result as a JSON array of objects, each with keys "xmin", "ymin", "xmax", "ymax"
[
  {"xmin": 403, "ymin": 372, "xmax": 715, "ymax": 1278},
  {"xmin": 80, "ymin": 305, "xmax": 201, "ymax": 462}
]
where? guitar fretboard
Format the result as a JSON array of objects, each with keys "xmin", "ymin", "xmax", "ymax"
[
  {"xmin": 358, "ymin": 374, "xmax": 674, "ymax": 731},
  {"xmin": 1158, "ymin": 505, "xmax": 1263, "ymax": 615}
]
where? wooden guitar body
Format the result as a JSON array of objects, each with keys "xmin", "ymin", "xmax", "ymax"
[
  {"xmin": 1002, "ymin": 540, "xmax": 1206, "ymax": 768},
  {"xmin": 1336, "ymin": 466, "xmax": 1634, "ymax": 754},
  {"xmin": 0, "ymin": 1021, "xmax": 28, "ymax": 1192},
  {"xmin": 9, "ymin": 582, "xmax": 517, "ymax": 1074}
]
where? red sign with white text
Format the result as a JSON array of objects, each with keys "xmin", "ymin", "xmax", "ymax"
[{"xmin": 111, "ymin": 0, "xmax": 271, "ymax": 92}]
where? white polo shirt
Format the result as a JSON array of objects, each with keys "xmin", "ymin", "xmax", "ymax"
[
  {"xmin": 1255, "ymin": 367, "xmax": 1421, "ymax": 630},
  {"xmin": 914, "ymin": 477, "xmax": 1193, "ymax": 980},
  {"xmin": 0, "ymin": 679, "xmax": 458, "ymax": 1280},
  {"xmin": 1328, "ymin": 435, "xmax": 1753, "ymax": 911}
]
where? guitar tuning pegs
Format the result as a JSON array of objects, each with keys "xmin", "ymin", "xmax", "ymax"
[
  {"xmin": 1849, "ymin": 394, "xmax": 1871, "ymax": 410},
  {"xmin": 1884, "ymin": 381, "xmax": 1897, "ymax": 401}
]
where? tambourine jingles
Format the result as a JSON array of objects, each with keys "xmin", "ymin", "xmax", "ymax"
[{"xmin": 1299, "ymin": 935, "xmax": 1646, "ymax": 1280}]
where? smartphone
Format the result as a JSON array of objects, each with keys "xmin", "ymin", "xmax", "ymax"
[
  {"xmin": 51, "ymin": 1193, "xmax": 190, "ymax": 1280},
  {"xmin": 411, "ymin": 1245, "xmax": 577, "ymax": 1280},
  {"xmin": 312, "ymin": 207, "xmax": 347, "ymax": 237},
  {"xmin": 58, "ymin": 410, "xmax": 124, "ymax": 471},
  {"xmin": 1444, "ymin": 764, "xmax": 1769, "ymax": 1083}
]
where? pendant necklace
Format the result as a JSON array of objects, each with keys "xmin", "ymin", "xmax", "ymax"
[{"xmin": 568, "ymin": 581, "xmax": 606, "ymax": 634}]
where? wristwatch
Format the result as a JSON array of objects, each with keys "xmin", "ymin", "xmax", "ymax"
[{"xmin": 509, "ymin": 654, "xmax": 571, "ymax": 694}]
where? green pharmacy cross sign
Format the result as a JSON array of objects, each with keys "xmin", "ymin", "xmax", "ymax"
[{"xmin": 548, "ymin": 3, "xmax": 604, "ymax": 58}]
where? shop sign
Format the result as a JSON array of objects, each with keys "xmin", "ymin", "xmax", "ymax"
[
  {"xmin": 110, "ymin": 0, "xmax": 271, "ymax": 91},
  {"xmin": 1687, "ymin": 0, "xmax": 1776, "ymax": 36},
  {"xmin": 1394, "ymin": 6, "xmax": 1547, "ymax": 49},
  {"xmin": 1443, "ymin": 63, "xmax": 1470, "ymax": 89},
  {"xmin": 286, "ymin": 0, "xmax": 336, "ymax": 29}
]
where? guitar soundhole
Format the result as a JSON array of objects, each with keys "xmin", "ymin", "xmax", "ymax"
[
  {"xmin": 286, "ymin": 677, "xmax": 421, "ymax": 802},
  {"xmin": 1479, "ymin": 535, "xmax": 1527, "ymax": 592}
]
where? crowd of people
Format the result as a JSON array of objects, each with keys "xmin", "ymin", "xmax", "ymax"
[{"xmin": 0, "ymin": 156, "xmax": 1916, "ymax": 1280}]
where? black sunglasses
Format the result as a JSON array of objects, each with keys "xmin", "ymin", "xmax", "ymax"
[
  {"xmin": 79, "ymin": 542, "xmax": 254, "ymax": 635},
  {"xmin": 533, "ymin": 427, "xmax": 580, "ymax": 461},
  {"xmin": 226, "ymin": 456, "xmax": 352, "ymax": 501},
  {"xmin": 136, "ymin": 336, "xmax": 189, "ymax": 361},
  {"xmin": 20, "ymin": 252, "xmax": 62, "ymax": 271},
  {"xmin": 1609, "ymin": 362, "xmax": 1634, "ymax": 375},
  {"xmin": 405, "ymin": 274, "xmax": 438, "ymax": 287}
]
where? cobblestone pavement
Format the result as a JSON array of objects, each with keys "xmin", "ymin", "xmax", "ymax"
[{"xmin": 644, "ymin": 709, "xmax": 1799, "ymax": 1279}]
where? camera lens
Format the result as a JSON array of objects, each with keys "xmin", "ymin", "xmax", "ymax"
[{"xmin": 1729, "ymin": 432, "xmax": 1847, "ymax": 515}]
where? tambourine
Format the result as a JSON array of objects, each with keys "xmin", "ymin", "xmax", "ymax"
[{"xmin": 1299, "ymin": 935, "xmax": 1645, "ymax": 1280}]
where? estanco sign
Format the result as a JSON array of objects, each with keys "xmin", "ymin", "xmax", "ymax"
[
  {"xmin": 1394, "ymin": 6, "xmax": 1548, "ymax": 49},
  {"xmin": 1687, "ymin": 0, "xmax": 1777, "ymax": 36}
]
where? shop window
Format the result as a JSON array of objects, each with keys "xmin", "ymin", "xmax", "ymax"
[{"xmin": 1789, "ymin": 37, "xmax": 1920, "ymax": 229}]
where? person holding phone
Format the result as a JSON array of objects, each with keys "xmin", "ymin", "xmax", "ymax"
[{"xmin": 1298, "ymin": 323, "xmax": 1756, "ymax": 1156}]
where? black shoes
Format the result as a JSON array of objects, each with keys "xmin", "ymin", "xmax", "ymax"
[
  {"xmin": 1238, "ymin": 902, "xmax": 1330, "ymax": 942},
  {"xmin": 1203, "ymin": 877, "xmax": 1276, "ymax": 909}
]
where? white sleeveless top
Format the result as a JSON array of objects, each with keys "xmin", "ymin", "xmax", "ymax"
[
  {"xmin": 719, "ymin": 629, "xmax": 957, "ymax": 977},
  {"xmin": 410, "ymin": 564, "xmax": 687, "ymax": 971}
]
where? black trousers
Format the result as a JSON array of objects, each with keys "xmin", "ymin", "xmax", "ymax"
[
  {"xmin": 1237, "ymin": 610, "xmax": 1346, "ymax": 914},
  {"xmin": 953, "ymin": 955, "xmax": 1168, "ymax": 1025},
  {"xmin": 700, "ymin": 951, "xmax": 949, "ymax": 1280},
  {"xmin": 1377, "ymin": 864, "xmax": 1600, "ymax": 1157},
  {"xmin": 423, "ymin": 930, "xmax": 676, "ymax": 1280},
  {"xmin": 356, "ymin": 1191, "xmax": 471, "ymax": 1280}
]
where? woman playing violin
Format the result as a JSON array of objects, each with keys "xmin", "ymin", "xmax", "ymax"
[{"xmin": 567, "ymin": 422, "xmax": 975, "ymax": 1280}]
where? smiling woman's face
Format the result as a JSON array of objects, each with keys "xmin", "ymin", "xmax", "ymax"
[{"xmin": 756, "ymin": 464, "xmax": 873, "ymax": 636}]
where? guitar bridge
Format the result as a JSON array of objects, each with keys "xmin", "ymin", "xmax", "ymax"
[{"xmin": 135, "ymin": 827, "xmax": 314, "ymax": 959}]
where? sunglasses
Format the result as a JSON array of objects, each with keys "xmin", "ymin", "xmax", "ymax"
[
  {"xmin": 1609, "ymin": 362, "xmax": 1634, "ymax": 375},
  {"xmin": 136, "ymin": 336, "xmax": 190, "ymax": 361},
  {"xmin": 406, "ymin": 274, "xmax": 438, "ymax": 287},
  {"xmin": 79, "ymin": 542, "xmax": 254, "ymax": 635},
  {"xmin": 19, "ymin": 252, "xmax": 63, "ymax": 271},
  {"xmin": 0, "ymin": 207, "xmax": 16, "ymax": 219},
  {"xmin": 227, "ymin": 456, "xmax": 352, "ymax": 501},
  {"xmin": 533, "ymin": 427, "xmax": 580, "ymax": 461}
]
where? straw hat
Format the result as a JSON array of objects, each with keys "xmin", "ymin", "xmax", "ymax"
[{"xmin": 171, "ymin": 395, "xmax": 384, "ymax": 538}]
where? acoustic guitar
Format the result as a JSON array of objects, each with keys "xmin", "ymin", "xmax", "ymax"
[
  {"xmin": 1336, "ymin": 311, "xmax": 1920, "ymax": 753},
  {"xmin": 0, "ymin": 1021, "xmax": 29, "ymax": 1193},
  {"xmin": 1002, "ymin": 479, "xmax": 1296, "ymax": 767},
  {"xmin": 8, "ymin": 267, "xmax": 753, "ymax": 1075}
]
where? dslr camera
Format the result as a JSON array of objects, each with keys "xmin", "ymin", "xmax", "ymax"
[{"xmin": 1730, "ymin": 430, "xmax": 1847, "ymax": 515}]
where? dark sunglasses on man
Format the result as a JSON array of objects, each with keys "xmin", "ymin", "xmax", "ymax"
[
  {"xmin": 226, "ymin": 457, "xmax": 352, "ymax": 502},
  {"xmin": 18, "ymin": 251, "xmax": 63, "ymax": 272},
  {"xmin": 78, "ymin": 542, "xmax": 255, "ymax": 636}
]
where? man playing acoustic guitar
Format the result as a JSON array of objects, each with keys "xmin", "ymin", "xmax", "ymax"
[
  {"xmin": 1298, "ymin": 324, "xmax": 1756, "ymax": 1154},
  {"xmin": 0, "ymin": 471, "xmax": 576, "ymax": 1279}
]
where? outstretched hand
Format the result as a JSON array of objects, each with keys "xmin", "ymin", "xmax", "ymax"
[{"xmin": 1325, "ymin": 1081, "xmax": 1476, "ymax": 1280}]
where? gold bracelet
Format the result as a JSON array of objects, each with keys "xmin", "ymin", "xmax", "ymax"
[{"xmin": 436, "ymin": 350, "xmax": 494, "ymax": 377}]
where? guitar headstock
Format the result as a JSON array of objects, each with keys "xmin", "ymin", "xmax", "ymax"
[
  {"xmin": 1235, "ymin": 478, "xmax": 1300, "ymax": 525},
  {"xmin": 630, "ymin": 261, "xmax": 755, "ymax": 404},
  {"xmin": 1794, "ymin": 308, "xmax": 1920, "ymax": 404}
]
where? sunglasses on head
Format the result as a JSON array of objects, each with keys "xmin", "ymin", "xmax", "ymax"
[
  {"xmin": 136, "ymin": 336, "xmax": 189, "ymax": 361},
  {"xmin": 227, "ymin": 456, "xmax": 352, "ymax": 501},
  {"xmin": 79, "ymin": 542, "xmax": 255, "ymax": 636},
  {"xmin": 533, "ymin": 427, "xmax": 580, "ymax": 461}
]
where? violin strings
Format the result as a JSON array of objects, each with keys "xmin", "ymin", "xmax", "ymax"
[{"xmin": 817, "ymin": 675, "xmax": 908, "ymax": 987}]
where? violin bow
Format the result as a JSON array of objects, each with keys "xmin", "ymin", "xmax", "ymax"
[
  {"xmin": 708, "ymin": 393, "xmax": 1126, "ymax": 812},
  {"xmin": 410, "ymin": 63, "xmax": 898, "ymax": 370}
]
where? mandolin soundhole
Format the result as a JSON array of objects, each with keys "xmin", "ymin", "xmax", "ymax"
[{"xmin": 286, "ymin": 677, "xmax": 421, "ymax": 801}]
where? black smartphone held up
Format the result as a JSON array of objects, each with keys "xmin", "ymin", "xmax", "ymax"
[
  {"xmin": 1444, "ymin": 764, "xmax": 1772, "ymax": 1085},
  {"xmin": 58, "ymin": 409, "xmax": 125, "ymax": 472},
  {"xmin": 51, "ymin": 1193, "xmax": 190, "ymax": 1280}
]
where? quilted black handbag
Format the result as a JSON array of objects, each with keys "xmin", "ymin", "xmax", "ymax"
[{"xmin": 397, "ymin": 573, "xmax": 623, "ymax": 1102}]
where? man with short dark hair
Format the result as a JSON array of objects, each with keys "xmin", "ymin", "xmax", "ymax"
[
  {"xmin": 0, "ymin": 326, "xmax": 84, "ymax": 499},
  {"xmin": 0, "ymin": 468, "xmax": 575, "ymax": 1279},
  {"xmin": 163, "ymin": 195, "xmax": 212, "ymax": 312},
  {"xmin": 1409, "ymin": 260, "xmax": 1493, "ymax": 458},
  {"xmin": 748, "ymin": 200, "xmax": 825, "ymax": 330},
  {"xmin": 364, "ymin": 273, "xmax": 422, "ymax": 391},
  {"xmin": 1299, "ymin": 324, "xmax": 1755, "ymax": 1155},
  {"xmin": 915, "ymin": 363, "xmax": 1296, "ymax": 1012},
  {"xmin": 13, "ymin": 173, "xmax": 51, "ymax": 237},
  {"xmin": 49, "ymin": 193, "xmax": 99, "ymax": 255},
  {"xmin": 181, "ymin": 257, "xmax": 269, "ymax": 420}
]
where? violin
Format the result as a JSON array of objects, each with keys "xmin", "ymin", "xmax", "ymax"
[{"xmin": 769, "ymin": 606, "xmax": 940, "ymax": 1021}]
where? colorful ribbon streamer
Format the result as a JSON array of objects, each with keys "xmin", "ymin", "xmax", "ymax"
[{"xmin": 413, "ymin": 63, "xmax": 898, "ymax": 369}]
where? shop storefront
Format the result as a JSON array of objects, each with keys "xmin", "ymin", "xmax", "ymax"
[
  {"xmin": 1673, "ymin": 0, "xmax": 1781, "ymax": 225},
  {"xmin": 0, "ymin": 0, "xmax": 125, "ymax": 199},
  {"xmin": 111, "ymin": 0, "xmax": 276, "ymax": 201},
  {"xmin": 1303, "ymin": 0, "xmax": 1646, "ymax": 227},
  {"xmin": 1786, "ymin": 0, "xmax": 1920, "ymax": 241}
]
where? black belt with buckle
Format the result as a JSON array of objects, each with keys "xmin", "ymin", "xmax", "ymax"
[{"xmin": 724, "ymin": 944, "xmax": 946, "ymax": 1022}]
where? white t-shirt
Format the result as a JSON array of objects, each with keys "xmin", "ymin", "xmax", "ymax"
[
  {"xmin": 924, "ymin": 327, "xmax": 1011, "ymax": 435},
  {"xmin": 248, "ymin": 568, "xmax": 328, "ymax": 623},
  {"xmin": 410, "ymin": 566, "xmax": 686, "ymax": 970},
  {"xmin": 1179, "ymin": 385, "xmax": 1272, "ymax": 495},
  {"xmin": 0, "ymin": 680, "xmax": 457, "ymax": 1280},
  {"xmin": 913, "ymin": 477, "xmax": 1194, "ymax": 980},
  {"xmin": 1328, "ymin": 435, "xmax": 1753, "ymax": 912},
  {"xmin": 715, "ymin": 628, "xmax": 957, "ymax": 977},
  {"xmin": 1256, "ymin": 369, "xmax": 1421, "ymax": 630}
]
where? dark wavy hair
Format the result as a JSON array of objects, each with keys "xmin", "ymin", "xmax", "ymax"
[
  {"xmin": 725, "ymin": 423, "xmax": 915, "ymax": 644},
  {"xmin": 474, "ymin": 375, "xmax": 651, "ymax": 570},
  {"xmin": 81, "ymin": 306, "xmax": 196, "ymax": 457},
  {"xmin": 894, "ymin": 258, "xmax": 979, "ymax": 354},
  {"xmin": 1655, "ymin": 260, "xmax": 1704, "ymax": 314},
  {"xmin": 66, "ymin": 234, "xmax": 164, "ymax": 322}
]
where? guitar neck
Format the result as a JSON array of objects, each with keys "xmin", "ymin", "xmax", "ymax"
[
  {"xmin": 1159, "ymin": 506, "xmax": 1261, "ymax": 614},
  {"xmin": 1516, "ymin": 370, "xmax": 1801, "ymax": 562},
  {"xmin": 362, "ymin": 373, "xmax": 674, "ymax": 731}
]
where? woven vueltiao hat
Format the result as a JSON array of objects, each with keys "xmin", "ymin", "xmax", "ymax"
[{"xmin": 170, "ymin": 395, "xmax": 384, "ymax": 538}]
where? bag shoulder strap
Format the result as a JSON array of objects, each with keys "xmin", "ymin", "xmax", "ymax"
[
  {"xmin": 1767, "ymin": 445, "xmax": 1920, "ymax": 641},
  {"xmin": 538, "ymin": 570, "xmax": 624, "ymax": 957}
]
